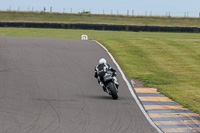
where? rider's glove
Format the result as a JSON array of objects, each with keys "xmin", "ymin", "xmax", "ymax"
[{"xmin": 111, "ymin": 68, "xmax": 116, "ymax": 72}]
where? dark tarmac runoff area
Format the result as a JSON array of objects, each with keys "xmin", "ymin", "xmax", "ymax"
[{"xmin": 0, "ymin": 37, "xmax": 158, "ymax": 133}]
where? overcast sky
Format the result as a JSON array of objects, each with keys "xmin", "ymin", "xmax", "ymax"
[{"xmin": 1, "ymin": 0, "xmax": 200, "ymax": 17}]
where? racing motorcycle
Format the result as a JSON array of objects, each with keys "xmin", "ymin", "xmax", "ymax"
[{"xmin": 102, "ymin": 70, "xmax": 119, "ymax": 99}]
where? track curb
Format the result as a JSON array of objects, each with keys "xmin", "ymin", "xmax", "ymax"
[{"xmin": 132, "ymin": 84, "xmax": 200, "ymax": 133}]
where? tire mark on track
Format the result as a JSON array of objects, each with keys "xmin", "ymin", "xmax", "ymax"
[
  {"xmin": 119, "ymin": 103, "xmax": 134, "ymax": 133},
  {"xmin": 97, "ymin": 106, "xmax": 119, "ymax": 133},
  {"xmin": 35, "ymin": 73, "xmax": 61, "ymax": 133},
  {"xmin": 24, "ymin": 105, "xmax": 44, "ymax": 133},
  {"xmin": 38, "ymin": 99, "xmax": 61, "ymax": 133},
  {"xmin": 67, "ymin": 87, "xmax": 88, "ymax": 133},
  {"xmin": 81, "ymin": 88, "xmax": 91, "ymax": 133},
  {"xmin": 110, "ymin": 106, "xmax": 120, "ymax": 133},
  {"xmin": 96, "ymin": 102, "xmax": 109, "ymax": 133}
]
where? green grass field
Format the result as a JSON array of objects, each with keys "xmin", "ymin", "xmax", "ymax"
[
  {"xmin": 1, "ymin": 11, "xmax": 200, "ymax": 28},
  {"xmin": 0, "ymin": 27, "xmax": 199, "ymax": 114}
]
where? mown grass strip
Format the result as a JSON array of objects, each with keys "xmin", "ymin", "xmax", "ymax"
[{"xmin": 1, "ymin": 11, "xmax": 200, "ymax": 28}]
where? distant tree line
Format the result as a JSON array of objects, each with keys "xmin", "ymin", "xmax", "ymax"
[{"xmin": 0, "ymin": 22, "xmax": 199, "ymax": 33}]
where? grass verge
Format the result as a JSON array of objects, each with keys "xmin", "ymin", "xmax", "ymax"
[
  {"xmin": 1, "ymin": 11, "xmax": 200, "ymax": 28},
  {"xmin": 0, "ymin": 27, "xmax": 199, "ymax": 114}
]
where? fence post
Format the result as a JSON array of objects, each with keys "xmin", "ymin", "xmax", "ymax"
[{"xmin": 127, "ymin": 10, "xmax": 129, "ymax": 16}]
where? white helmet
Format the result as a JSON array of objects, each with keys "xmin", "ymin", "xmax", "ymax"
[{"xmin": 99, "ymin": 58, "xmax": 107, "ymax": 64}]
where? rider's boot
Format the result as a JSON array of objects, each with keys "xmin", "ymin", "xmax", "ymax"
[
  {"xmin": 113, "ymin": 77, "xmax": 119, "ymax": 88},
  {"xmin": 100, "ymin": 82, "xmax": 106, "ymax": 92}
]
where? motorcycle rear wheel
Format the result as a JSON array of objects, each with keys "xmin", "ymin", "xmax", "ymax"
[{"xmin": 108, "ymin": 82, "xmax": 118, "ymax": 100}]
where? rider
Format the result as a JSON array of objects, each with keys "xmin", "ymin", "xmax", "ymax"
[{"xmin": 94, "ymin": 58, "xmax": 119, "ymax": 91}]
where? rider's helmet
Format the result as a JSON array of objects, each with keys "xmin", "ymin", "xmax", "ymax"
[{"xmin": 99, "ymin": 58, "xmax": 107, "ymax": 65}]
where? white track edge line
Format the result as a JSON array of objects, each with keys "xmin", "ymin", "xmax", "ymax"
[{"xmin": 93, "ymin": 40, "xmax": 163, "ymax": 133}]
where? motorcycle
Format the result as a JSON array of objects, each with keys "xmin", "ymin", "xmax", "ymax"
[{"xmin": 103, "ymin": 70, "xmax": 119, "ymax": 100}]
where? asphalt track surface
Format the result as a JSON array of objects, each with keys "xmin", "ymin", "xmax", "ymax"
[{"xmin": 0, "ymin": 37, "xmax": 158, "ymax": 133}]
